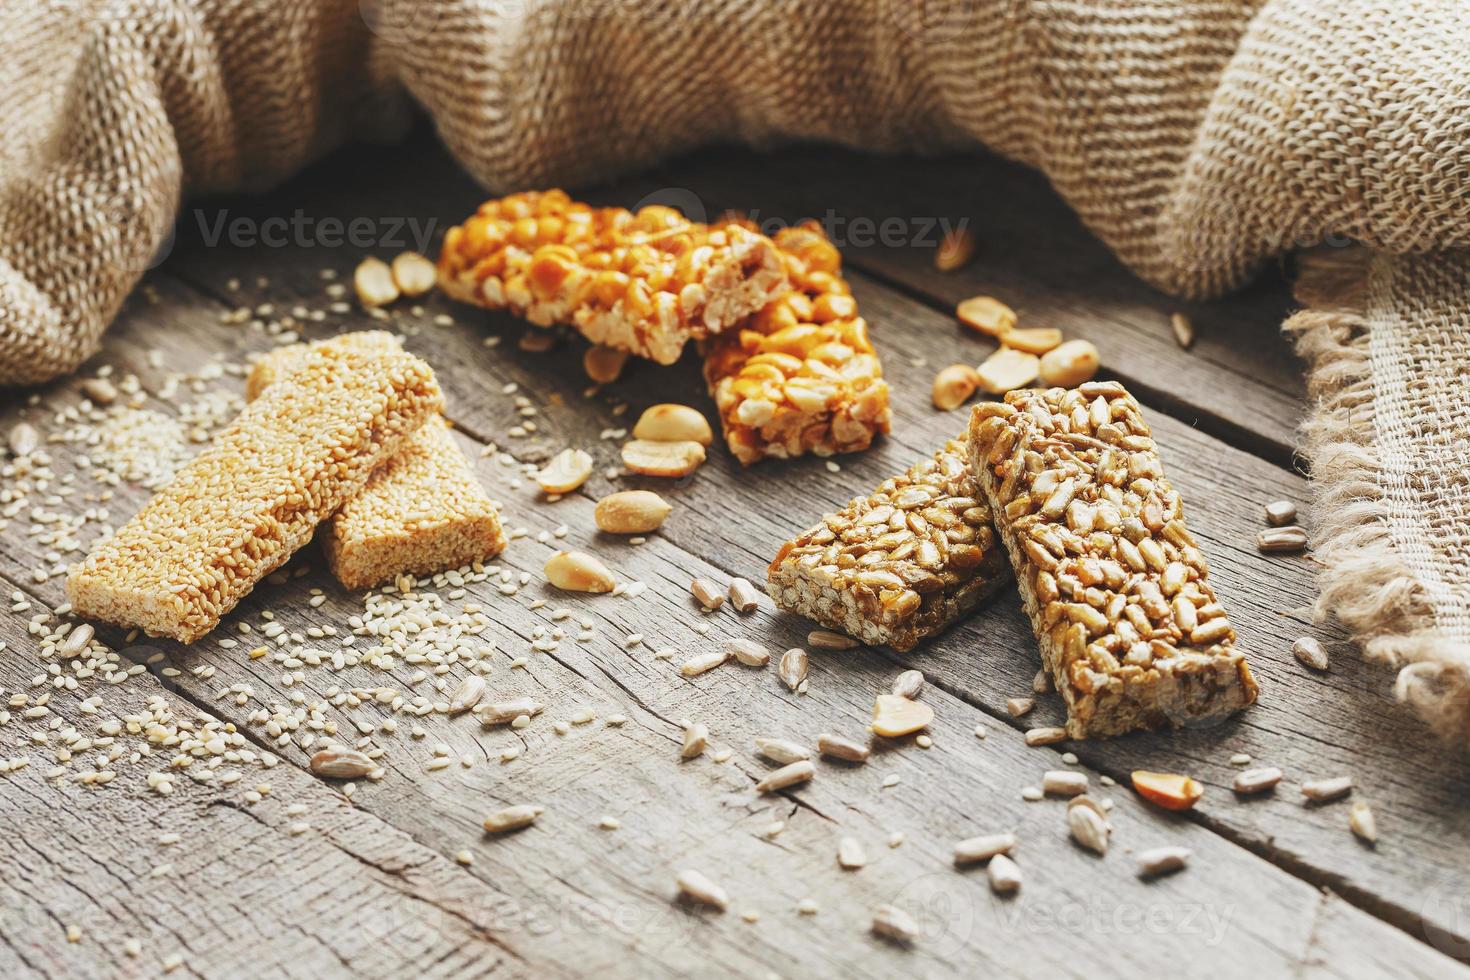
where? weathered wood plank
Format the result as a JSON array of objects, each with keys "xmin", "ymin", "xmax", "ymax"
[
  {"xmin": 149, "ymin": 146, "xmax": 1470, "ymax": 958},
  {"xmin": 0, "ymin": 268, "xmax": 1461, "ymax": 977},
  {"xmin": 0, "ymin": 603, "xmax": 537, "ymax": 979}
]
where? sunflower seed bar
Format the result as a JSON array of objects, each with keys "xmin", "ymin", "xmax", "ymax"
[
  {"xmin": 66, "ymin": 332, "xmax": 443, "ymax": 642},
  {"xmin": 768, "ymin": 437, "xmax": 1009, "ymax": 651},
  {"xmin": 703, "ymin": 223, "xmax": 891, "ymax": 464},
  {"xmin": 967, "ymin": 382, "xmax": 1259, "ymax": 738},
  {"xmin": 437, "ymin": 190, "xmax": 788, "ymax": 364},
  {"xmin": 248, "ymin": 337, "xmax": 506, "ymax": 590}
]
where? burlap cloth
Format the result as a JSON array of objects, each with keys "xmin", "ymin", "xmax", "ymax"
[{"xmin": 2, "ymin": 0, "xmax": 1467, "ymax": 738}]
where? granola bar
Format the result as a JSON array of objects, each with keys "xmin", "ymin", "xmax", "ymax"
[
  {"xmin": 703, "ymin": 223, "xmax": 891, "ymax": 464},
  {"xmin": 67, "ymin": 332, "xmax": 443, "ymax": 641},
  {"xmin": 768, "ymin": 438, "xmax": 1010, "ymax": 651},
  {"xmin": 967, "ymin": 382, "xmax": 1258, "ymax": 738},
  {"xmin": 437, "ymin": 190, "xmax": 788, "ymax": 364},
  {"xmin": 248, "ymin": 337, "xmax": 507, "ymax": 591}
]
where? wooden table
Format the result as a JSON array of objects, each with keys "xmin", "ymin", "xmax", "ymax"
[{"xmin": 2, "ymin": 137, "xmax": 1466, "ymax": 979}]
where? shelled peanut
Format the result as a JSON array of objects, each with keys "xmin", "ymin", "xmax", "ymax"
[{"xmin": 932, "ymin": 294, "xmax": 1101, "ymax": 408}]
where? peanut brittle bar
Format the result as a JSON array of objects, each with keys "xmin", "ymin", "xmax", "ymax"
[
  {"xmin": 248, "ymin": 336, "xmax": 507, "ymax": 591},
  {"xmin": 967, "ymin": 382, "xmax": 1259, "ymax": 738},
  {"xmin": 437, "ymin": 190, "xmax": 788, "ymax": 364},
  {"xmin": 768, "ymin": 438, "xmax": 1010, "ymax": 651},
  {"xmin": 704, "ymin": 223, "xmax": 891, "ymax": 464},
  {"xmin": 67, "ymin": 332, "xmax": 443, "ymax": 642}
]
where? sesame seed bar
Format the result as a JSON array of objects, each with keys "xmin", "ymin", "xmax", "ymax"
[
  {"xmin": 703, "ymin": 223, "xmax": 891, "ymax": 464},
  {"xmin": 247, "ymin": 336, "xmax": 507, "ymax": 591},
  {"xmin": 967, "ymin": 382, "xmax": 1259, "ymax": 738},
  {"xmin": 66, "ymin": 332, "xmax": 443, "ymax": 642},
  {"xmin": 768, "ymin": 437, "xmax": 1010, "ymax": 651},
  {"xmin": 437, "ymin": 189, "xmax": 788, "ymax": 364}
]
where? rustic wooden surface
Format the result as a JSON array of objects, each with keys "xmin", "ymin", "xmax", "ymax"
[{"xmin": 1, "ymin": 138, "xmax": 1466, "ymax": 979}]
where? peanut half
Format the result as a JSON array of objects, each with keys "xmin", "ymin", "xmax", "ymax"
[
  {"xmin": 594, "ymin": 490, "xmax": 672, "ymax": 533},
  {"xmin": 632, "ymin": 404, "xmax": 714, "ymax": 446},
  {"xmin": 584, "ymin": 345, "xmax": 629, "ymax": 384},
  {"xmin": 932, "ymin": 364, "xmax": 981, "ymax": 411},
  {"xmin": 354, "ymin": 257, "xmax": 399, "ymax": 308},
  {"xmin": 976, "ymin": 348, "xmax": 1040, "ymax": 394},
  {"xmin": 390, "ymin": 252, "xmax": 437, "ymax": 297},
  {"xmin": 956, "ymin": 295, "xmax": 1016, "ymax": 336},
  {"xmin": 535, "ymin": 448, "xmax": 593, "ymax": 494},
  {"xmin": 1001, "ymin": 327, "xmax": 1063, "ymax": 355},
  {"xmin": 544, "ymin": 551, "xmax": 616, "ymax": 593},
  {"xmin": 1038, "ymin": 339, "xmax": 1100, "ymax": 387},
  {"xmin": 622, "ymin": 439, "xmax": 706, "ymax": 478},
  {"xmin": 934, "ymin": 228, "xmax": 977, "ymax": 272}
]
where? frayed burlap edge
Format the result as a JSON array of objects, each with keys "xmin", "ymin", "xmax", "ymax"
[{"xmin": 1285, "ymin": 248, "xmax": 1470, "ymax": 743}]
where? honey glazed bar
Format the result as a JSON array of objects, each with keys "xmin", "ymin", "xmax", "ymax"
[
  {"xmin": 437, "ymin": 190, "xmax": 788, "ymax": 364},
  {"xmin": 703, "ymin": 222, "xmax": 891, "ymax": 465},
  {"xmin": 967, "ymin": 381, "xmax": 1258, "ymax": 738}
]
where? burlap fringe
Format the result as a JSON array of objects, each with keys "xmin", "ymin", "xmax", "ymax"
[{"xmin": 1286, "ymin": 248, "xmax": 1470, "ymax": 743}]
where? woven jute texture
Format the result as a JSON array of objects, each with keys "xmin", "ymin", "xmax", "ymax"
[{"xmin": 2, "ymin": 1, "xmax": 1467, "ymax": 735}]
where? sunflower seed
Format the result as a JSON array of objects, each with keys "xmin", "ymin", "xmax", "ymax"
[
  {"xmin": 891, "ymin": 669, "xmax": 924, "ymax": 700},
  {"xmin": 1170, "ymin": 312, "xmax": 1195, "ymax": 349},
  {"xmin": 754, "ymin": 738, "xmax": 810, "ymax": 765},
  {"xmin": 308, "ymin": 748, "xmax": 375, "ymax": 778},
  {"xmin": 1302, "ymin": 775, "xmax": 1353, "ymax": 803},
  {"xmin": 1042, "ymin": 770, "xmax": 1088, "ymax": 796},
  {"xmin": 478, "ymin": 697, "xmax": 544, "ymax": 726},
  {"xmin": 728, "ymin": 578, "xmax": 760, "ymax": 613},
  {"xmin": 680, "ymin": 650, "xmax": 729, "ymax": 677},
  {"xmin": 756, "ymin": 759, "xmax": 815, "ymax": 793},
  {"xmin": 483, "ymin": 804, "xmax": 543, "ymax": 833},
  {"xmin": 8, "ymin": 422, "xmax": 39, "ymax": 457},
  {"xmin": 837, "ymin": 837, "xmax": 867, "ymax": 869},
  {"xmin": 1068, "ymin": 804, "xmax": 1109, "ymax": 855},
  {"xmin": 1257, "ymin": 526, "xmax": 1309, "ymax": 553},
  {"xmin": 690, "ymin": 578, "xmax": 725, "ymax": 611},
  {"xmin": 448, "ymin": 675, "xmax": 486, "ymax": 714},
  {"xmin": 1024, "ymin": 727, "xmax": 1067, "ymax": 747},
  {"xmin": 81, "ymin": 378, "xmax": 118, "ymax": 405},
  {"xmin": 987, "ymin": 853, "xmax": 1023, "ymax": 894},
  {"xmin": 1032, "ymin": 668, "xmax": 1052, "ymax": 694},
  {"xmin": 1349, "ymin": 801, "xmax": 1378, "ymax": 844},
  {"xmin": 676, "ymin": 869, "xmax": 727, "ymax": 910},
  {"xmin": 807, "ymin": 629, "xmax": 858, "ymax": 650},
  {"xmin": 1232, "ymin": 767, "xmax": 1282, "ymax": 795},
  {"xmin": 1264, "ymin": 499, "xmax": 1297, "ymax": 526},
  {"xmin": 871, "ymin": 904, "xmax": 920, "ymax": 944},
  {"xmin": 726, "ymin": 639, "xmax": 770, "ymax": 667},
  {"xmin": 1136, "ymin": 846, "xmax": 1190, "ymax": 878},
  {"xmin": 1006, "ymin": 697, "xmax": 1035, "ymax": 717},
  {"xmin": 1292, "ymin": 637, "xmax": 1330, "ymax": 671},
  {"xmin": 682, "ymin": 723, "xmax": 709, "ymax": 759},
  {"xmin": 953, "ymin": 832, "xmax": 1017, "ymax": 866},
  {"xmin": 778, "ymin": 648, "xmax": 808, "ymax": 691},
  {"xmin": 59, "ymin": 624, "xmax": 95, "ymax": 658},
  {"xmin": 817, "ymin": 732, "xmax": 870, "ymax": 763}
]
